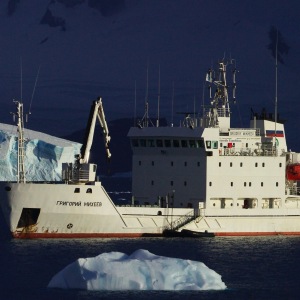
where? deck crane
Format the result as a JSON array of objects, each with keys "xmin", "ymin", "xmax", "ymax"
[{"xmin": 62, "ymin": 97, "xmax": 111, "ymax": 184}]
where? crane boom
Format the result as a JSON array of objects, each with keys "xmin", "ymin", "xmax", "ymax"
[{"xmin": 80, "ymin": 97, "xmax": 111, "ymax": 164}]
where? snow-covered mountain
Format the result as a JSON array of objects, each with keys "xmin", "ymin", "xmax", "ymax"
[{"xmin": 0, "ymin": 0, "xmax": 299, "ymax": 150}]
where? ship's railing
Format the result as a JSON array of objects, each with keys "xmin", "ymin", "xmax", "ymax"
[
  {"xmin": 286, "ymin": 186, "xmax": 300, "ymax": 196},
  {"xmin": 221, "ymin": 147, "xmax": 277, "ymax": 157},
  {"xmin": 229, "ymin": 128, "xmax": 260, "ymax": 136}
]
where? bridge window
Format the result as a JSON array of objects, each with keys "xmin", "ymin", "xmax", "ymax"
[
  {"xmin": 198, "ymin": 139, "xmax": 205, "ymax": 148},
  {"xmin": 206, "ymin": 141, "xmax": 211, "ymax": 149},
  {"xmin": 212, "ymin": 141, "xmax": 218, "ymax": 149},
  {"xmin": 147, "ymin": 139, "xmax": 155, "ymax": 147},
  {"xmin": 181, "ymin": 140, "xmax": 188, "ymax": 147},
  {"xmin": 86, "ymin": 188, "xmax": 92, "ymax": 193},
  {"xmin": 74, "ymin": 188, "xmax": 80, "ymax": 193},
  {"xmin": 156, "ymin": 139, "xmax": 163, "ymax": 147},
  {"xmin": 140, "ymin": 139, "xmax": 146, "ymax": 147},
  {"xmin": 189, "ymin": 140, "xmax": 196, "ymax": 147},
  {"xmin": 173, "ymin": 140, "xmax": 180, "ymax": 147},
  {"xmin": 165, "ymin": 140, "xmax": 171, "ymax": 147}
]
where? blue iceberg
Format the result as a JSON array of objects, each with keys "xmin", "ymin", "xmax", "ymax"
[
  {"xmin": 0, "ymin": 123, "xmax": 81, "ymax": 181},
  {"xmin": 48, "ymin": 249, "xmax": 226, "ymax": 291}
]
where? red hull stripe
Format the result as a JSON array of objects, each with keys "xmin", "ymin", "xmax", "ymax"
[
  {"xmin": 214, "ymin": 232, "xmax": 300, "ymax": 236},
  {"xmin": 11, "ymin": 231, "xmax": 300, "ymax": 238},
  {"xmin": 12, "ymin": 232, "xmax": 162, "ymax": 239}
]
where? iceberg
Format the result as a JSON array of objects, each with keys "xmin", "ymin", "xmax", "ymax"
[
  {"xmin": 0, "ymin": 123, "xmax": 81, "ymax": 181},
  {"xmin": 47, "ymin": 249, "xmax": 226, "ymax": 291}
]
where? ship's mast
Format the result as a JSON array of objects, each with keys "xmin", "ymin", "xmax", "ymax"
[
  {"xmin": 13, "ymin": 101, "xmax": 26, "ymax": 183},
  {"xmin": 204, "ymin": 59, "xmax": 235, "ymax": 132}
]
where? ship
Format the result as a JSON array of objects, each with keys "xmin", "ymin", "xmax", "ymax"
[{"xmin": 1, "ymin": 58, "xmax": 300, "ymax": 238}]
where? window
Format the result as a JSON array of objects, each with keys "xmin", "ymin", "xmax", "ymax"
[
  {"xmin": 249, "ymin": 182, "xmax": 252, "ymax": 187},
  {"xmin": 184, "ymin": 181, "xmax": 187, "ymax": 186},
  {"xmin": 147, "ymin": 139, "xmax": 155, "ymax": 147},
  {"xmin": 262, "ymin": 163, "xmax": 265, "ymax": 167},
  {"xmin": 209, "ymin": 182, "xmax": 212, "ymax": 186},
  {"xmin": 219, "ymin": 162, "xmax": 222, "ymax": 167},
  {"xmin": 86, "ymin": 188, "xmax": 92, "ymax": 193},
  {"xmin": 74, "ymin": 188, "xmax": 80, "ymax": 193},
  {"xmin": 151, "ymin": 161, "xmax": 154, "ymax": 166},
  {"xmin": 151, "ymin": 180, "xmax": 154, "ymax": 186},
  {"xmin": 173, "ymin": 140, "xmax": 180, "ymax": 147},
  {"xmin": 197, "ymin": 162, "xmax": 200, "ymax": 167},
  {"xmin": 198, "ymin": 139, "xmax": 205, "ymax": 148},
  {"xmin": 171, "ymin": 181, "xmax": 174, "ymax": 186},
  {"xmin": 276, "ymin": 182, "xmax": 279, "ymax": 187},
  {"xmin": 189, "ymin": 140, "xmax": 196, "ymax": 147},
  {"xmin": 261, "ymin": 182, "xmax": 263, "ymax": 187},
  {"xmin": 140, "ymin": 139, "xmax": 146, "ymax": 147},
  {"xmin": 244, "ymin": 182, "xmax": 246, "ymax": 187},
  {"xmin": 279, "ymin": 163, "xmax": 282, "ymax": 167},
  {"xmin": 184, "ymin": 162, "xmax": 187, "ymax": 166},
  {"xmin": 139, "ymin": 161, "xmax": 141, "ymax": 166},
  {"xmin": 165, "ymin": 140, "xmax": 171, "ymax": 147},
  {"xmin": 206, "ymin": 141, "xmax": 211, "ymax": 149},
  {"xmin": 240, "ymin": 162, "xmax": 243, "ymax": 167},
  {"xmin": 230, "ymin": 162, "xmax": 233, "ymax": 167},
  {"xmin": 181, "ymin": 140, "xmax": 188, "ymax": 147},
  {"xmin": 156, "ymin": 139, "xmax": 163, "ymax": 147},
  {"xmin": 231, "ymin": 182, "xmax": 233, "ymax": 186},
  {"xmin": 212, "ymin": 141, "xmax": 218, "ymax": 149},
  {"xmin": 171, "ymin": 161, "xmax": 174, "ymax": 166},
  {"xmin": 255, "ymin": 163, "xmax": 258, "ymax": 167}
]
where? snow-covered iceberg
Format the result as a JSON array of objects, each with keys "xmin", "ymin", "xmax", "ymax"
[
  {"xmin": 0, "ymin": 123, "xmax": 81, "ymax": 181},
  {"xmin": 48, "ymin": 249, "xmax": 226, "ymax": 291}
]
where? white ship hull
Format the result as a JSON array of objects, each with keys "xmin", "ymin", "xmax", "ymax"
[
  {"xmin": 2, "ymin": 181, "xmax": 300, "ymax": 238},
  {"xmin": 0, "ymin": 181, "xmax": 193, "ymax": 238}
]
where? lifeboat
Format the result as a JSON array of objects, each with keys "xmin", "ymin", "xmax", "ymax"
[{"xmin": 286, "ymin": 163, "xmax": 300, "ymax": 180}]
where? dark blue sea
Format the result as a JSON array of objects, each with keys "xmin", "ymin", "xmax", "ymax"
[{"xmin": 1, "ymin": 235, "xmax": 300, "ymax": 300}]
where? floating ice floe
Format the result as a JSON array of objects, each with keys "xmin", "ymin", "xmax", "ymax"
[{"xmin": 48, "ymin": 249, "xmax": 226, "ymax": 291}]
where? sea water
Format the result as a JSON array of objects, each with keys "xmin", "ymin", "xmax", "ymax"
[{"xmin": 0, "ymin": 236, "xmax": 300, "ymax": 299}]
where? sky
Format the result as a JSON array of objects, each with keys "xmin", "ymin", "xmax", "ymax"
[{"xmin": 0, "ymin": 0, "xmax": 299, "ymax": 149}]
